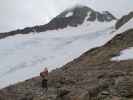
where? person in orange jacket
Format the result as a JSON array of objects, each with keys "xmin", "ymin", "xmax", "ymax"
[{"xmin": 40, "ymin": 67, "xmax": 49, "ymax": 92}]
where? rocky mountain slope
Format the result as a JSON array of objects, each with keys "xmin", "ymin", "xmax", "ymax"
[
  {"xmin": 0, "ymin": 5, "xmax": 116, "ymax": 39},
  {"xmin": 0, "ymin": 7, "xmax": 133, "ymax": 100}
]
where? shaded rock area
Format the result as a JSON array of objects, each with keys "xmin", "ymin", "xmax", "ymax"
[
  {"xmin": 0, "ymin": 5, "xmax": 116, "ymax": 39},
  {"xmin": 115, "ymin": 11, "xmax": 133, "ymax": 29},
  {"xmin": 0, "ymin": 28, "xmax": 133, "ymax": 100}
]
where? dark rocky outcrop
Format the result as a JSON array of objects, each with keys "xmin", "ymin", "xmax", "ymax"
[{"xmin": 115, "ymin": 11, "xmax": 133, "ymax": 29}]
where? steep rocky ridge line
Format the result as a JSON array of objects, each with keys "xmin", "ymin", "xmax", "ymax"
[
  {"xmin": 115, "ymin": 11, "xmax": 133, "ymax": 29},
  {"xmin": 0, "ymin": 5, "xmax": 116, "ymax": 39}
]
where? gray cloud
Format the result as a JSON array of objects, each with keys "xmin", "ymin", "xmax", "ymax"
[{"xmin": 0, "ymin": 0, "xmax": 132, "ymax": 32}]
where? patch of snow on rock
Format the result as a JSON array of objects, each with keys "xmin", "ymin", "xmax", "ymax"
[
  {"xmin": 65, "ymin": 12, "xmax": 73, "ymax": 17},
  {"xmin": 111, "ymin": 47, "xmax": 133, "ymax": 61}
]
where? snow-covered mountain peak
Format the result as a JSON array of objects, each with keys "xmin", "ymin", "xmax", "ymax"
[
  {"xmin": 57, "ymin": 5, "xmax": 92, "ymax": 18},
  {"xmin": 56, "ymin": 5, "xmax": 116, "ymax": 24}
]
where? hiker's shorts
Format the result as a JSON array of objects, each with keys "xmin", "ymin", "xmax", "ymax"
[{"xmin": 42, "ymin": 79, "xmax": 48, "ymax": 89}]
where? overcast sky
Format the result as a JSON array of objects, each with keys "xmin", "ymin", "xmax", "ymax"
[{"xmin": 0, "ymin": 0, "xmax": 133, "ymax": 32}]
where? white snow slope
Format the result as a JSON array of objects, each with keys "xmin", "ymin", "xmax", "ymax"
[{"xmin": 0, "ymin": 19, "xmax": 116, "ymax": 89}]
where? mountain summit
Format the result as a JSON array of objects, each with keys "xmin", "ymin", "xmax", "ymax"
[
  {"xmin": 0, "ymin": 5, "xmax": 116, "ymax": 39},
  {"xmin": 58, "ymin": 5, "xmax": 116, "ymax": 21},
  {"xmin": 53, "ymin": 5, "xmax": 116, "ymax": 27}
]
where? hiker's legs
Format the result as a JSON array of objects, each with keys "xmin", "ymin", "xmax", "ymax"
[{"xmin": 42, "ymin": 79, "xmax": 48, "ymax": 92}]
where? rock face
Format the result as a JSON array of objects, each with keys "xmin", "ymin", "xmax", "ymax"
[
  {"xmin": 115, "ymin": 11, "xmax": 133, "ymax": 29},
  {"xmin": 0, "ymin": 5, "xmax": 116, "ymax": 39},
  {"xmin": 115, "ymin": 77, "xmax": 133, "ymax": 97}
]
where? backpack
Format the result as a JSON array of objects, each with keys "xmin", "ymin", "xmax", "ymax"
[{"xmin": 40, "ymin": 70, "xmax": 48, "ymax": 78}]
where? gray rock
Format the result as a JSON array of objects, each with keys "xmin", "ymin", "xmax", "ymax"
[
  {"xmin": 115, "ymin": 12, "xmax": 133, "ymax": 29},
  {"xmin": 115, "ymin": 78, "xmax": 133, "ymax": 97}
]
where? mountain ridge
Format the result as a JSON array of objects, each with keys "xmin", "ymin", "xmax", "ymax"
[
  {"xmin": 115, "ymin": 11, "xmax": 133, "ymax": 29},
  {"xmin": 0, "ymin": 5, "xmax": 116, "ymax": 39}
]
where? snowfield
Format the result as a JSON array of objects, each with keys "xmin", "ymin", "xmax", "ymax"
[
  {"xmin": 0, "ymin": 20, "xmax": 116, "ymax": 88},
  {"xmin": 111, "ymin": 47, "xmax": 133, "ymax": 61}
]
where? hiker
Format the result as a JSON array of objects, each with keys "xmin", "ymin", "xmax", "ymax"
[{"xmin": 40, "ymin": 67, "xmax": 49, "ymax": 92}]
